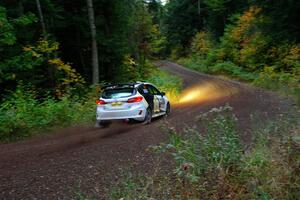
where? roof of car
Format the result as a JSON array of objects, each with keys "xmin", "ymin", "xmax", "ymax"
[{"xmin": 102, "ymin": 82, "xmax": 151, "ymax": 90}]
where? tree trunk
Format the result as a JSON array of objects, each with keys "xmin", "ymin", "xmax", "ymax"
[
  {"xmin": 198, "ymin": 0, "xmax": 201, "ymax": 15},
  {"xmin": 35, "ymin": 0, "xmax": 46, "ymax": 36},
  {"xmin": 35, "ymin": 0, "xmax": 56, "ymax": 89},
  {"xmin": 87, "ymin": 0, "xmax": 99, "ymax": 84},
  {"xmin": 18, "ymin": 0, "xmax": 24, "ymax": 15}
]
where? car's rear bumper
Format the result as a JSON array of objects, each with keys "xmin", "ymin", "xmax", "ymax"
[{"xmin": 96, "ymin": 105, "xmax": 146, "ymax": 121}]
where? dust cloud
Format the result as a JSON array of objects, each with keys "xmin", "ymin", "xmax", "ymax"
[{"xmin": 176, "ymin": 82, "xmax": 239, "ymax": 106}]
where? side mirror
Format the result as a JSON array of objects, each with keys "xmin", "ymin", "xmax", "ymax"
[{"xmin": 161, "ymin": 92, "xmax": 166, "ymax": 96}]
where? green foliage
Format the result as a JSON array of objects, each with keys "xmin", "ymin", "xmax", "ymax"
[
  {"xmin": 179, "ymin": 5, "xmax": 300, "ymax": 102},
  {"xmin": 0, "ymin": 6, "xmax": 37, "ymax": 83},
  {"xmin": 112, "ymin": 108, "xmax": 300, "ymax": 199},
  {"xmin": 169, "ymin": 45, "xmax": 185, "ymax": 60},
  {"xmin": 0, "ymin": 86, "xmax": 95, "ymax": 142},
  {"xmin": 0, "ymin": 6, "xmax": 36, "ymax": 46},
  {"xmin": 211, "ymin": 61, "xmax": 257, "ymax": 81},
  {"xmin": 74, "ymin": 192, "xmax": 94, "ymax": 200},
  {"xmin": 178, "ymin": 56, "xmax": 210, "ymax": 73},
  {"xmin": 254, "ymin": 67, "xmax": 300, "ymax": 101},
  {"xmin": 250, "ymin": 0, "xmax": 300, "ymax": 43},
  {"xmin": 0, "ymin": 4, "xmax": 84, "ymax": 99},
  {"xmin": 0, "ymin": 6, "xmax": 16, "ymax": 45},
  {"xmin": 145, "ymin": 66, "xmax": 182, "ymax": 103},
  {"xmin": 117, "ymin": 54, "xmax": 141, "ymax": 82},
  {"xmin": 148, "ymin": 24, "xmax": 167, "ymax": 58},
  {"xmin": 191, "ymin": 31, "xmax": 214, "ymax": 57},
  {"xmin": 163, "ymin": 0, "xmax": 201, "ymax": 50},
  {"xmin": 218, "ymin": 6, "xmax": 266, "ymax": 70},
  {"xmin": 202, "ymin": 0, "xmax": 246, "ymax": 37},
  {"xmin": 159, "ymin": 105, "xmax": 242, "ymax": 184},
  {"xmin": 117, "ymin": 59, "xmax": 182, "ymax": 103},
  {"xmin": 1, "ymin": 0, "xmax": 165, "ymax": 89},
  {"xmin": 0, "ymin": 66, "xmax": 180, "ymax": 142},
  {"xmin": 110, "ymin": 172, "xmax": 151, "ymax": 200}
]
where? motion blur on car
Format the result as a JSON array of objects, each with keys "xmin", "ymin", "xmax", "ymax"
[{"xmin": 95, "ymin": 82, "xmax": 170, "ymax": 127}]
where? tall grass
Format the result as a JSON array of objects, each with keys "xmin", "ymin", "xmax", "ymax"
[
  {"xmin": 145, "ymin": 67, "xmax": 182, "ymax": 103},
  {"xmin": 0, "ymin": 86, "xmax": 96, "ymax": 142},
  {"xmin": 109, "ymin": 106, "xmax": 300, "ymax": 199}
]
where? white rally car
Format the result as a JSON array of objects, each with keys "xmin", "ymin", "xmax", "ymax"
[{"xmin": 95, "ymin": 82, "xmax": 170, "ymax": 127}]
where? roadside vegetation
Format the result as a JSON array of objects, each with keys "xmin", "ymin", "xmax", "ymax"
[
  {"xmin": 108, "ymin": 105, "xmax": 300, "ymax": 200},
  {"xmin": 0, "ymin": 86, "xmax": 96, "ymax": 142},
  {"xmin": 177, "ymin": 7, "xmax": 299, "ymax": 102},
  {"xmin": 0, "ymin": 1, "xmax": 175, "ymax": 142},
  {"xmin": 0, "ymin": 64, "xmax": 180, "ymax": 142},
  {"xmin": 145, "ymin": 67, "xmax": 182, "ymax": 103},
  {"xmin": 162, "ymin": 1, "xmax": 299, "ymax": 102}
]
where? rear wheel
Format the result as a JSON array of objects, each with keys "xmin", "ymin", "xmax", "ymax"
[
  {"xmin": 95, "ymin": 120, "xmax": 110, "ymax": 128},
  {"xmin": 143, "ymin": 107, "xmax": 152, "ymax": 125},
  {"xmin": 165, "ymin": 103, "xmax": 170, "ymax": 116}
]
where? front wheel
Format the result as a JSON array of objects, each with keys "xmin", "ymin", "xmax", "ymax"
[{"xmin": 143, "ymin": 108, "xmax": 152, "ymax": 125}]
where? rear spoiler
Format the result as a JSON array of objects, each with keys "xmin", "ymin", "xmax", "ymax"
[{"xmin": 101, "ymin": 83, "xmax": 135, "ymax": 90}]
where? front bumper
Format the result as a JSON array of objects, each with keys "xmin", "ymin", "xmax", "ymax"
[{"xmin": 96, "ymin": 105, "xmax": 146, "ymax": 121}]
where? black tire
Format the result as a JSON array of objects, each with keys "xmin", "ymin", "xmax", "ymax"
[
  {"xmin": 127, "ymin": 119, "xmax": 136, "ymax": 124},
  {"xmin": 95, "ymin": 120, "xmax": 110, "ymax": 128},
  {"xmin": 165, "ymin": 103, "xmax": 171, "ymax": 116},
  {"xmin": 143, "ymin": 107, "xmax": 152, "ymax": 125}
]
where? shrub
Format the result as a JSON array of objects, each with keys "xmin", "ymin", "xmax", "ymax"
[
  {"xmin": 191, "ymin": 31, "xmax": 213, "ymax": 57},
  {"xmin": 158, "ymin": 108, "xmax": 300, "ymax": 199},
  {"xmin": 254, "ymin": 66, "xmax": 300, "ymax": 101},
  {"xmin": 178, "ymin": 56, "xmax": 210, "ymax": 73},
  {"xmin": 157, "ymin": 105, "xmax": 243, "ymax": 198},
  {"xmin": 212, "ymin": 61, "xmax": 257, "ymax": 81},
  {"xmin": 110, "ymin": 107, "xmax": 300, "ymax": 199},
  {"xmin": 0, "ymin": 86, "xmax": 95, "ymax": 142}
]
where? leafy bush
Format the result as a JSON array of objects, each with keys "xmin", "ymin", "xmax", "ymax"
[
  {"xmin": 254, "ymin": 66, "xmax": 300, "ymax": 101},
  {"xmin": 211, "ymin": 61, "xmax": 257, "ymax": 81},
  {"xmin": 178, "ymin": 56, "xmax": 210, "ymax": 73},
  {"xmin": 153, "ymin": 105, "xmax": 244, "ymax": 199},
  {"xmin": 191, "ymin": 31, "xmax": 214, "ymax": 57},
  {"xmin": 0, "ymin": 86, "xmax": 96, "ymax": 142}
]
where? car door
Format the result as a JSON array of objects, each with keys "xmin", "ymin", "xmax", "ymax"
[
  {"xmin": 137, "ymin": 85, "xmax": 154, "ymax": 110},
  {"xmin": 147, "ymin": 85, "xmax": 166, "ymax": 113}
]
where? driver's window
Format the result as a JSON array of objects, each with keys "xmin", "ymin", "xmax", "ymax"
[
  {"xmin": 138, "ymin": 85, "xmax": 149, "ymax": 95},
  {"xmin": 148, "ymin": 85, "xmax": 160, "ymax": 95}
]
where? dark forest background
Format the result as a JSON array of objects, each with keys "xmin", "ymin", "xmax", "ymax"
[{"xmin": 1, "ymin": 0, "xmax": 299, "ymax": 99}]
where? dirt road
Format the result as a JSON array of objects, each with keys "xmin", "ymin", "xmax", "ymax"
[{"xmin": 0, "ymin": 61, "xmax": 292, "ymax": 199}]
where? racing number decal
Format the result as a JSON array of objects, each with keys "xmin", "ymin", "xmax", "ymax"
[
  {"xmin": 158, "ymin": 97, "xmax": 165, "ymax": 110},
  {"xmin": 153, "ymin": 96, "xmax": 160, "ymax": 113}
]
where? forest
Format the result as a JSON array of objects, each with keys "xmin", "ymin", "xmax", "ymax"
[{"xmin": 0, "ymin": 0, "xmax": 299, "ymax": 138}]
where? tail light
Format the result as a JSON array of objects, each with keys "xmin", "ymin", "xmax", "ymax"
[
  {"xmin": 96, "ymin": 100, "xmax": 106, "ymax": 105},
  {"xmin": 127, "ymin": 96, "xmax": 143, "ymax": 103}
]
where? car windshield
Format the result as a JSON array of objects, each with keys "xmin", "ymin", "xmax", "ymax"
[{"xmin": 101, "ymin": 88, "xmax": 135, "ymax": 99}]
